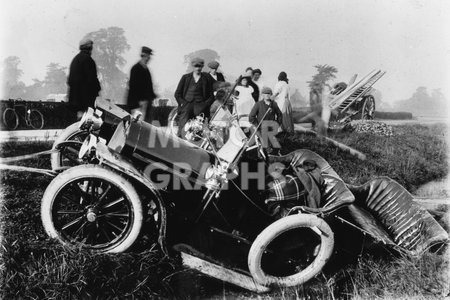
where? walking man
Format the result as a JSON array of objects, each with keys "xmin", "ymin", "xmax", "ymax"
[
  {"xmin": 67, "ymin": 38, "xmax": 101, "ymax": 120},
  {"xmin": 126, "ymin": 46, "xmax": 156, "ymax": 122},
  {"xmin": 174, "ymin": 57, "xmax": 214, "ymax": 138}
]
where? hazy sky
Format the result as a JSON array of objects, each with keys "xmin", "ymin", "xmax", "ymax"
[{"xmin": 1, "ymin": 0, "xmax": 449, "ymax": 103}]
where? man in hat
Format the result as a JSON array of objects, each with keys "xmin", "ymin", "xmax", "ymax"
[
  {"xmin": 126, "ymin": 46, "xmax": 156, "ymax": 122},
  {"xmin": 174, "ymin": 57, "xmax": 214, "ymax": 138},
  {"xmin": 249, "ymin": 86, "xmax": 282, "ymax": 155},
  {"xmin": 67, "ymin": 38, "xmax": 101, "ymax": 120},
  {"xmin": 207, "ymin": 60, "xmax": 225, "ymax": 84}
]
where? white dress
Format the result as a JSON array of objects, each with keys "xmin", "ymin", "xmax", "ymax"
[
  {"xmin": 274, "ymin": 81, "xmax": 294, "ymax": 132},
  {"xmin": 234, "ymin": 85, "xmax": 255, "ymax": 127},
  {"xmin": 273, "ymin": 81, "xmax": 289, "ymax": 111}
]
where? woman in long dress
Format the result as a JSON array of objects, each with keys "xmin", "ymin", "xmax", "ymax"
[
  {"xmin": 273, "ymin": 72, "xmax": 294, "ymax": 132},
  {"xmin": 234, "ymin": 73, "xmax": 255, "ymax": 128}
]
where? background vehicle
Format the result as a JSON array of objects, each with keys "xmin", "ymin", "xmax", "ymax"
[
  {"xmin": 329, "ymin": 70, "xmax": 385, "ymax": 123},
  {"xmin": 2, "ymin": 99, "xmax": 44, "ymax": 130}
]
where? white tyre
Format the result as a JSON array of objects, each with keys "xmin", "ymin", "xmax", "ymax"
[
  {"xmin": 41, "ymin": 164, "xmax": 143, "ymax": 253},
  {"xmin": 51, "ymin": 122, "xmax": 88, "ymax": 171},
  {"xmin": 248, "ymin": 214, "xmax": 334, "ymax": 287}
]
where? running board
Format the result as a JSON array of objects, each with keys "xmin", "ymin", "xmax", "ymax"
[{"xmin": 180, "ymin": 252, "xmax": 271, "ymax": 293}]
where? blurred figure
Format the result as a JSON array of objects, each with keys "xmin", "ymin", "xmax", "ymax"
[
  {"xmin": 297, "ymin": 85, "xmax": 326, "ymax": 135},
  {"xmin": 273, "ymin": 72, "xmax": 294, "ymax": 132},
  {"xmin": 209, "ymin": 81, "xmax": 233, "ymax": 116},
  {"xmin": 126, "ymin": 46, "xmax": 156, "ymax": 122},
  {"xmin": 174, "ymin": 57, "xmax": 214, "ymax": 138},
  {"xmin": 67, "ymin": 38, "xmax": 101, "ymax": 120}
]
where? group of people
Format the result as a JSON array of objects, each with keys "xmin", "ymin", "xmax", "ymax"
[
  {"xmin": 67, "ymin": 39, "xmax": 295, "ymax": 144},
  {"xmin": 174, "ymin": 58, "xmax": 295, "ymax": 139}
]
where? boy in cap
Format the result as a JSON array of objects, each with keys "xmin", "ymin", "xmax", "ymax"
[
  {"xmin": 126, "ymin": 46, "xmax": 156, "ymax": 122},
  {"xmin": 207, "ymin": 60, "xmax": 225, "ymax": 83},
  {"xmin": 67, "ymin": 38, "xmax": 101, "ymax": 120},
  {"xmin": 174, "ymin": 57, "xmax": 214, "ymax": 138},
  {"xmin": 248, "ymin": 86, "xmax": 283, "ymax": 155}
]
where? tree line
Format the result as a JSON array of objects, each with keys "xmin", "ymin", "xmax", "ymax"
[{"xmin": 2, "ymin": 26, "xmax": 445, "ymax": 116}]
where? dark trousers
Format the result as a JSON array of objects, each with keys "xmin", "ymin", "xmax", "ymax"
[{"xmin": 177, "ymin": 101, "xmax": 210, "ymax": 137}]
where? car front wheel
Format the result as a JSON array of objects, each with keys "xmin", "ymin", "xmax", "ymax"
[{"xmin": 41, "ymin": 164, "xmax": 143, "ymax": 253}]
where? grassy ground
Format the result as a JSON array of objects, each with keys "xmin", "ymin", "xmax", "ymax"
[{"xmin": 0, "ymin": 123, "xmax": 448, "ymax": 299}]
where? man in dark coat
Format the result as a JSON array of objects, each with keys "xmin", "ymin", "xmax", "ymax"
[
  {"xmin": 67, "ymin": 38, "xmax": 101, "ymax": 119},
  {"xmin": 126, "ymin": 46, "xmax": 156, "ymax": 122},
  {"xmin": 174, "ymin": 57, "xmax": 214, "ymax": 138},
  {"xmin": 207, "ymin": 61, "xmax": 225, "ymax": 90},
  {"xmin": 249, "ymin": 86, "xmax": 282, "ymax": 154}
]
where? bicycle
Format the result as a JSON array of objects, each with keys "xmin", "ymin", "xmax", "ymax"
[{"xmin": 2, "ymin": 99, "xmax": 44, "ymax": 130}]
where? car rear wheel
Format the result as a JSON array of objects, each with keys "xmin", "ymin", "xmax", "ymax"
[
  {"xmin": 41, "ymin": 165, "xmax": 143, "ymax": 253},
  {"xmin": 248, "ymin": 214, "xmax": 334, "ymax": 287}
]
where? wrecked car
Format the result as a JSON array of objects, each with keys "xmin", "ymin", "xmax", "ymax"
[{"xmin": 41, "ymin": 99, "xmax": 448, "ymax": 292}]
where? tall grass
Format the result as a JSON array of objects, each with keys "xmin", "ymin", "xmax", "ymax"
[{"xmin": 0, "ymin": 124, "xmax": 448, "ymax": 299}]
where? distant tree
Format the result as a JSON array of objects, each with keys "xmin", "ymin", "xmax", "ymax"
[
  {"xmin": 307, "ymin": 64, "xmax": 338, "ymax": 91},
  {"xmin": 183, "ymin": 49, "xmax": 220, "ymax": 73},
  {"xmin": 290, "ymin": 88, "xmax": 307, "ymax": 108},
  {"xmin": 307, "ymin": 64, "xmax": 338, "ymax": 108},
  {"xmin": 83, "ymin": 27, "xmax": 130, "ymax": 102},
  {"xmin": 23, "ymin": 78, "xmax": 45, "ymax": 100},
  {"xmin": 393, "ymin": 86, "xmax": 448, "ymax": 117},
  {"xmin": 1, "ymin": 56, "xmax": 26, "ymax": 98},
  {"xmin": 431, "ymin": 88, "xmax": 445, "ymax": 101},
  {"xmin": 410, "ymin": 86, "xmax": 430, "ymax": 102},
  {"xmin": 43, "ymin": 63, "xmax": 67, "ymax": 94}
]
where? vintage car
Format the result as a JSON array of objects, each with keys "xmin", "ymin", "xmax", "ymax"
[{"xmin": 41, "ymin": 99, "xmax": 448, "ymax": 292}]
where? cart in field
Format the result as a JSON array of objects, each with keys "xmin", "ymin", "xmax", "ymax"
[{"xmin": 328, "ymin": 70, "xmax": 386, "ymax": 124}]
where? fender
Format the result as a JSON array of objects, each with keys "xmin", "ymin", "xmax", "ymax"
[{"xmin": 95, "ymin": 142, "xmax": 168, "ymax": 254}]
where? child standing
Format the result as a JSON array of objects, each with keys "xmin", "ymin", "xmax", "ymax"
[{"xmin": 248, "ymin": 87, "xmax": 283, "ymax": 155}]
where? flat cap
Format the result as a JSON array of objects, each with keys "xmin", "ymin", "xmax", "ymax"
[
  {"xmin": 79, "ymin": 38, "xmax": 93, "ymax": 50},
  {"xmin": 191, "ymin": 57, "xmax": 205, "ymax": 67},
  {"xmin": 141, "ymin": 46, "xmax": 153, "ymax": 56},
  {"xmin": 207, "ymin": 61, "xmax": 220, "ymax": 69},
  {"xmin": 261, "ymin": 86, "xmax": 273, "ymax": 95}
]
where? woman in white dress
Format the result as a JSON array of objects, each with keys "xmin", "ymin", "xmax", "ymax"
[
  {"xmin": 234, "ymin": 73, "xmax": 255, "ymax": 127},
  {"xmin": 273, "ymin": 72, "xmax": 294, "ymax": 132}
]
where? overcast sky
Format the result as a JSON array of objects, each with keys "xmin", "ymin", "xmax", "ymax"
[{"xmin": 1, "ymin": 0, "xmax": 449, "ymax": 103}]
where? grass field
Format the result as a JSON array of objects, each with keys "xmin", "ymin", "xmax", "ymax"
[{"xmin": 0, "ymin": 123, "xmax": 448, "ymax": 299}]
